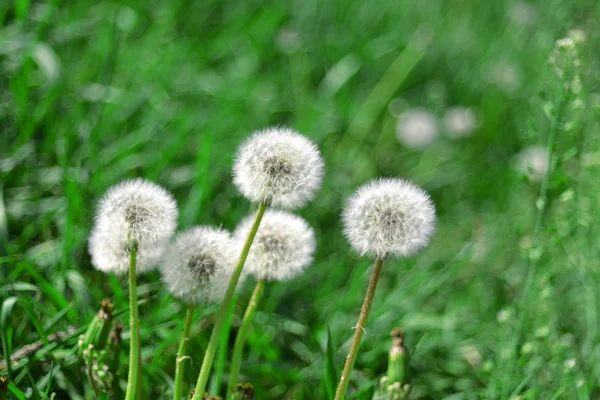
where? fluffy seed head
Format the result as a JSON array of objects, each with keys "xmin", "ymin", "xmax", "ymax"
[
  {"xmin": 395, "ymin": 109, "xmax": 438, "ymax": 150},
  {"xmin": 234, "ymin": 210, "xmax": 315, "ymax": 281},
  {"xmin": 443, "ymin": 106, "xmax": 478, "ymax": 139},
  {"xmin": 89, "ymin": 179, "xmax": 178, "ymax": 275},
  {"xmin": 233, "ymin": 127, "xmax": 324, "ymax": 209},
  {"xmin": 160, "ymin": 227, "xmax": 238, "ymax": 304},
  {"xmin": 517, "ymin": 146, "xmax": 549, "ymax": 182},
  {"xmin": 342, "ymin": 178, "xmax": 436, "ymax": 259}
]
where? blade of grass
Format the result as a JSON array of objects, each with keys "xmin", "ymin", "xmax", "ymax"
[
  {"xmin": 324, "ymin": 326, "xmax": 338, "ymax": 400},
  {"xmin": 1, "ymin": 297, "xmax": 18, "ymax": 379}
]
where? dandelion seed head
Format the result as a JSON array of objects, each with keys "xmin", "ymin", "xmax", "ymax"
[
  {"xmin": 234, "ymin": 210, "xmax": 315, "ymax": 281},
  {"xmin": 89, "ymin": 179, "xmax": 178, "ymax": 275},
  {"xmin": 233, "ymin": 127, "xmax": 324, "ymax": 209},
  {"xmin": 443, "ymin": 106, "xmax": 478, "ymax": 139},
  {"xmin": 517, "ymin": 146, "xmax": 550, "ymax": 182},
  {"xmin": 342, "ymin": 178, "xmax": 436, "ymax": 259},
  {"xmin": 395, "ymin": 109, "xmax": 438, "ymax": 150},
  {"xmin": 160, "ymin": 227, "xmax": 237, "ymax": 304}
]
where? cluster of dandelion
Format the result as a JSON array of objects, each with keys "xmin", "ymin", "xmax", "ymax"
[{"xmin": 84, "ymin": 126, "xmax": 435, "ymax": 399}]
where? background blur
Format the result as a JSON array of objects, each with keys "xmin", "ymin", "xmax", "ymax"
[{"xmin": 1, "ymin": 0, "xmax": 599, "ymax": 398}]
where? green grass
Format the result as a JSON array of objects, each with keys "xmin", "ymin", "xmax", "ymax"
[{"xmin": 1, "ymin": 0, "xmax": 599, "ymax": 398}]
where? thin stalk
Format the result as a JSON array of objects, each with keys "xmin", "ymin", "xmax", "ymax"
[
  {"xmin": 125, "ymin": 239, "xmax": 140, "ymax": 400},
  {"xmin": 174, "ymin": 305, "xmax": 195, "ymax": 400},
  {"xmin": 335, "ymin": 258, "xmax": 384, "ymax": 400},
  {"xmin": 191, "ymin": 202, "xmax": 268, "ymax": 399},
  {"xmin": 226, "ymin": 280, "xmax": 266, "ymax": 399}
]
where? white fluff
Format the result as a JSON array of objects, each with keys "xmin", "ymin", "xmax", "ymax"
[
  {"xmin": 234, "ymin": 210, "xmax": 315, "ymax": 281},
  {"xmin": 342, "ymin": 178, "xmax": 436, "ymax": 259},
  {"xmin": 395, "ymin": 109, "xmax": 438, "ymax": 150},
  {"xmin": 88, "ymin": 179, "xmax": 178, "ymax": 275},
  {"xmin": 233, "ymin": 127, "xmax": 324, "ymax": 209},
  {"xmin": 160, "ymin": 227, "xmax": 238, "ymax": 304}
]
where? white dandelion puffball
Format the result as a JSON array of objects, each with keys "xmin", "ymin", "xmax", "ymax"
[
  {"xmin": 517, "ymin": 146, "xmax": 550, "ymax": 182},
  {"xmin": 233, "ymin": 127, "xmax": 324, "ymax": 209},
  {"xmin": 89, "ymin": 179, "xmax": 178, "ymax": 275},
  {"xmin": 161, "ymin": 227, "xmax": 237, "ymax": 304},
  {"xmin": 234, "ymin": 210, "xmax": 315, "ymax": 281},
  {"xmin": 395, "ymin": 109, "xmax": 438, "ymax": 150},
  {"xmin": 443, "ymin": 107, "xmax": 478, "ymax": 139},
  {"xmin": 342, "ymin": 178, "xmax": 436, "ymax": 259}
]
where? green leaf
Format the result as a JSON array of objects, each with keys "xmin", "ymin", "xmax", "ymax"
[
  {"xmin": 8, "ymin": 381, "xmax": 27, "ymax": 400},
  {"xmin": 325, "ymin": 325, "xmax": 338, "ymax": 400}
]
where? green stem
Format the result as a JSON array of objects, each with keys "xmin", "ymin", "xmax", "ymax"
[
  {"xmin": 334, "ymin": 258, "xmax": 384, "ymax": 400},
  {"xmin": 174, "ymin": 305, "xmax": 195, "ymax": 400},
  {"xmin": 125, "ymin": 239, "xmax": 140, "ymax": 400},
  {"xmin": 226, "ymin": 280, "xmax": 266, "ymax": 400},
  {"xmin": 191, "ymin": 202, "xmax": 268, "ymax": 399}
]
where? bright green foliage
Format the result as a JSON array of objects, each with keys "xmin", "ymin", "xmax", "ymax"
[{"xmin": 1, "ymin": 0, "xmax": 599, "ymax": 398}]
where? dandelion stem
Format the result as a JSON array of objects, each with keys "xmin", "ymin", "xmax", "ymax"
[
  {"xmin": 125, "ymin": 239, "xmax": 140, "ymax": 400},
  {"xmin": 226, "ymin": 279, "xmax": 266, "ymax": 399},
  {"xmin": 192, "ymin": 202, "xmax": 268, "ymax": 399},
  {"xmin": 335, "ymin": 257, "xmax": 384, "ymax": 400},
  {"xmin": 174, "ymin": 305, "xmax": 195, "ymax": 400}
]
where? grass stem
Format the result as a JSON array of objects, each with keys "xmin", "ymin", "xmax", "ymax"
[
  {"xmin": 334, "ymin": 257, "xmax": 384, "ymax": 400},
  {"xmin": 226, "ymin": 280, "xmax": 266, "ymax": 399},
  {"xmin": 174, "ymin": 305, "xmax": 195, "ymax": 400},
  {"xmin": 125, "ymin": 239, "xmax": 140, "ymax": 400},
  {"xmin": 191, "ymin": 202, "xmax": 267, "ymax": 399}
]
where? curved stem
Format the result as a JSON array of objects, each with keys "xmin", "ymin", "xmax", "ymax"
[
  {"xmin": 226, "ymin": 280, "xmax": 266, "ymax": 399},
  {"xmin": 125, "ymin": 239, "xmax": 140, "ymax": 400},
  {"xmin": 334, "ymin": 258, "xmax": 384, "ymax": 400},
  {"xmin": 191, "ymin": 202, "xmax": 268, "ymax": 399},
  {"xmin": 174, "ymin": 305, "xmax": 195, "ymax": 400}
]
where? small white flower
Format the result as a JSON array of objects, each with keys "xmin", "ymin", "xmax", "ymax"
[
  {"xmin": 160, "ymin": 227, "xmax": 237, "ymax": 304},
  {"xmin": 234, "ymin": 210, "xmax": 315, "ymax": 281},
  {"xmin": 517, "ymin": 146, "xmax": 550, "ymax": 182},
  {"xmin": 89, "ymin": 179, "xmax": 178, "ymax": 275},
  {"xmin": 443, "ymin": 107, "xmax": 478, "ymax": 139},
  {"xmin": 342, "ymin": 178, "xmax": 436, "ymax": 259},
  {"xmin": 233, "ymin": 127, "xmax": 324, "ymax": 209},
  {"xmin": 395, "ymin": 109, "xmax": 438, "ymax": 150}
]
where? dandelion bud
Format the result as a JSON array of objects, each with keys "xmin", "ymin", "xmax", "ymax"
[
  {"xmin": 89, "ymin": 179, "xmax": 178, "ymax": 275},
  {"xmin": 80, "ymin": 299, "xmax": 114, "ymax": 353},
  {"xmin": 387, "ymin": 328, "xmax": 409, "ymax": 385},
  {"xmin": 342, "ymin": 178, "xmax": 436, "ymax": 259},
  {"xmin": 234, "ymin": 210, "xmax": 315, "ymax": 281},
  {"xmin": 161, "ymin": 227, "xmax": 237, "ymax": 304},
  {"xmin": 233, "ymin": 127, "xmax": 324, "ymax": 209},
  {"xmin": 232, "ymin": 383, "xmax": 254, "ymax": 400}
]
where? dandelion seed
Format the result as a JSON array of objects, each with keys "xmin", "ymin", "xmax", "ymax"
[
  {"xmin": 88, "ymin": 179, "xmax": 178, "ymax": 275},
  {"xmin": 160, "ymin": 227, "xmax": 238, "ymax": 304},
  {"xmin": 233, "ymin": 127, "xmax": 324, "ymax": 209},
  {"xmin": 395, "ymin": 109, "xmax": 438, "ymax": 150},
  {"xmin": 342, "ymin": 178, "xmax": 436, "ymax": 259},
  {"xmin": 234, "ymin": 210, "xmax": 315, "ymax": 281}
]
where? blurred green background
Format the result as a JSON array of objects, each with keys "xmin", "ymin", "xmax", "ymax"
[{"xmin": 1, "ymin": 0, "xmax": 599, "ymax": 398}]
